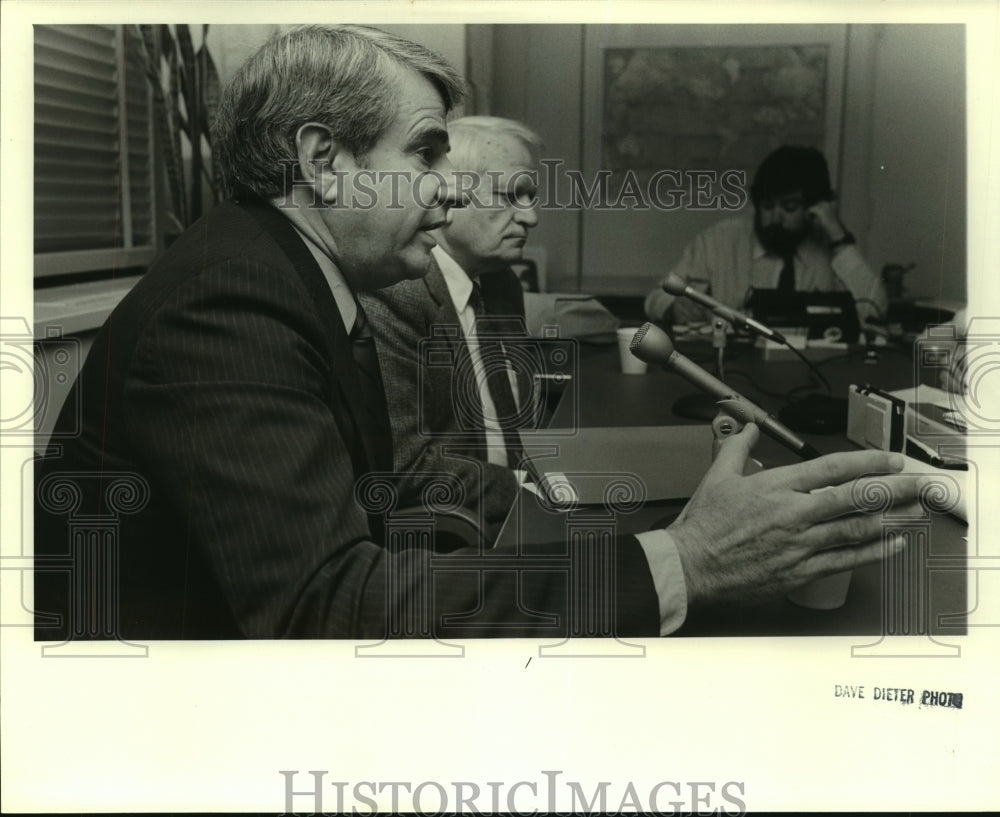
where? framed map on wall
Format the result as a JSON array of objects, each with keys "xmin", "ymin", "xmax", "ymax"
[{"xmin": 602, "ymin": 44, "xmax": 830, "ymax": 183}]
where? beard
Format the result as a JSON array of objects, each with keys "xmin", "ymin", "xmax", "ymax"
[{"xmin": 754, "ymin": 216, "xmax": 807, "ymax": 257}]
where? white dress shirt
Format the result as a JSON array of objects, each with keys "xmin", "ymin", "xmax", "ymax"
[{"xmin": 289, "ymin": 223, "xmax": 358, "ymax": 332}]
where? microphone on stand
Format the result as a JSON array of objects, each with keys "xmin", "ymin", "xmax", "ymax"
[
  {"xmin": 662, "ymin": 273, "xmax": 786, "ymax": 344},
  {"xmin": 661, "ymin": 273, "xmax": 832, "ymax": 394},
  {"xmin": 630, "ymin": 323, "xmax": 821, "ymax": 461}
]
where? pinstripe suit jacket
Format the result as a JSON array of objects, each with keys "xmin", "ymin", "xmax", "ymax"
[
  {"xmin": 359, "ymin": 259, "xmax": 525, "ymax": 541},
  {"xmin": 34, "ymin": 201, "xmax": 660, "ymax": 639}
]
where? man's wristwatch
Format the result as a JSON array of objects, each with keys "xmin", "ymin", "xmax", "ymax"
[{"xmin": 829, "ymin": 231, "xmax": 856, "ymax": 251}]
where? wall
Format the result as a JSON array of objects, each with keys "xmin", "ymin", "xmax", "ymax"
[
  {"xmin": 866, "ymin": 24, "xmax": 966, "ymax": 303},
  {"xmin": 210, "ymin": 25, "xmax": 279, "ymax": 86}
]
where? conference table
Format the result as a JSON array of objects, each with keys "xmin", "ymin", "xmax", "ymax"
[{"xmin": 496, "ymin": 333, "xmax": 968, "ymax": 638}]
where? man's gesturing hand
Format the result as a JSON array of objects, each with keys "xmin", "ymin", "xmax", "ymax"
[{"xmin": 668, "ymin": 424, "xmax": 925, "ymax": 608}]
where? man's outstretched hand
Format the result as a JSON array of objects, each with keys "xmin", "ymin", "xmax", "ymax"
[{"xmin": 667, "ymin": 424, "xmax": 926, "ymax": 608}]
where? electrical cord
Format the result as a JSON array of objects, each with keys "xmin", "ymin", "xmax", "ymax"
[{"xmin": 778, "ymin": 341, "xmax": 833, "ymax": 392}]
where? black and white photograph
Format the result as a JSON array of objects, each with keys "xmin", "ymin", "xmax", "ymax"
[{"xmin": 2, "ymin": 0, "xmax": 998, "ymax": 813}]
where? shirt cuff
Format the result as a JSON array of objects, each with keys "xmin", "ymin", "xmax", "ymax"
[{"xmin": 635, "ymin": 528, "xmax": 689, "ymax": 635}]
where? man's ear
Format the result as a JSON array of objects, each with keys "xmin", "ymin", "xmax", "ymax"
[{"xmin": 295, "ymin": 123, "xmax": 352, "ymax": 205}]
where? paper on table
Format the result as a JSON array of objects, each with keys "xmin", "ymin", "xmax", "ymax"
[
  {"xmin": 889, "ymin": 383, "xmax": 969, "ymax": 439},
  {"xmin": 889, "ymin": 382, "xmax": 952, "ymax": 406},
  {"xmin": 519, "ymin": 425, "xmax": 714, "ymax": 505}
]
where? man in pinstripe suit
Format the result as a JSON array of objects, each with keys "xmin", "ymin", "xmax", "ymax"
[{"xmin": 34, "ymin": 26, "xmax": 927, "ymax": 641}]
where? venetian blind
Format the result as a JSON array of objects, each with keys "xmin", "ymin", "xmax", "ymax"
[{"xmin": 34, "ymin": 24, "xmax": 154, "ymax": 272}]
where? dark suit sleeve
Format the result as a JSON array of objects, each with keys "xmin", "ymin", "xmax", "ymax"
[
  {"xmin": 121, "ymin": 258, "xmax": 385, "ymax": 636},
  {"xmin": 361, "ymin": 284, "xmax": 519, "ymax": 539}
]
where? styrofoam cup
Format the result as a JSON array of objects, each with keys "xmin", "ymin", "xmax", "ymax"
[{"xmin": 617, "ymin": 327, "xmax": 648, "ymax": 374}]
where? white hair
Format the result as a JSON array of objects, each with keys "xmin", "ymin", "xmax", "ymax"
[{"xmin": 445, "ymin": 116, "xmax": 543, "ymax": 174}]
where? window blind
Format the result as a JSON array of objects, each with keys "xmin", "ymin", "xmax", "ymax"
[{"xmin": 34, "ymin": 24, "xmax": 155, "ymax": 274}]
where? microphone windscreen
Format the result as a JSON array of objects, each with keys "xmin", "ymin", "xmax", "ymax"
[
  {"xmin": 629, "ymin": 322, "xmax": 676, "ymax": 362},
  {"xmin": 662, "ymin": 273, "xmax": 689, "ymax": 296},
  {"xmin": 629, "ymin": 323, "xmax": 654, "ymax": 352}
]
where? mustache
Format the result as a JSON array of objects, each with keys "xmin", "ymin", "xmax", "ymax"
[
  {"xmin": 756, "ymin": 223, "xmax": 803, "ymax": 253},
  {"xmin": 758, "ymin": 224, "xmax": 796, "ymax": 238}
]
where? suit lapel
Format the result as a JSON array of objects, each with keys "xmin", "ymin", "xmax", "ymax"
[
  {"xmin": 238, "ymin": 198, "xmax": 389, "ymax": 474},
  {"xmin": 425, "ymin": 259, "xmax": 475, "ymax": 380},
  {"xmin": 422, "ymin": 257, "xmax": 453, "ymax": 311}
]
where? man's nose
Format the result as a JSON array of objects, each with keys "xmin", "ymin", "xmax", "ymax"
[
  {"xmin": 438, "ymin": 162, "xmax": 469, "ymax": 212},
  {"xmin": 515, "ymin": 203, "xmax": 539, "ymax": 228},
  {"xmin": 438, "ymin": 191, "xmax": 465, "ymax": 227},
  {"xmin": 428, "ymin": 162, "xmax": 466, "ymax": 224},
  {"xmin": 436, "ymin": 152, "xmax": 455, "ymax": 177}
]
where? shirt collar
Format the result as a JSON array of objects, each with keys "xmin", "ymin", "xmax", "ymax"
[
  {"xmin": 433, "ymin": 245, "xmax": 476, "ymax": 314},
  {"xmin": 287, "ymin": 222, "xmax": 357, "ymax": 332}
]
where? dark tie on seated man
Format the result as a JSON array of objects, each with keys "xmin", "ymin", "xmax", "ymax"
[
  {"xmin": 34, "ymin": 28, "xmax": 929, "ymax": 641},
  {"xmin": 361, "ymin": 116, "xmax": 543, "ymax": 543},
  {"xmin": 644, "ymin": 145, "xmax": 888, "ymax": 328}
]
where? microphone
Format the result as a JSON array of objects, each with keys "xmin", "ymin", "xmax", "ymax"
[
  {"xmin": 630, "ymin": 323, "xmax": 821, "ymax": 460},
  {"xmin": 662, "ymin": 273, "xmax": 786, "ymax": 344},
  {"xmin": 663, "ymin": 272, "xmax": 833, "ymax": 394}
]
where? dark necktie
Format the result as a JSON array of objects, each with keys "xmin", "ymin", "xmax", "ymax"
[
  {"xmin": 350, "ymin": 300, "xmax": 391, "ymax": 471},
  {"xmin": 777, "ymin": 253, "xmax": 796, "ymax": 293},
  {"xmin": 468, "ymin": 282, "xmax": 524, "ymax": 470}
]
